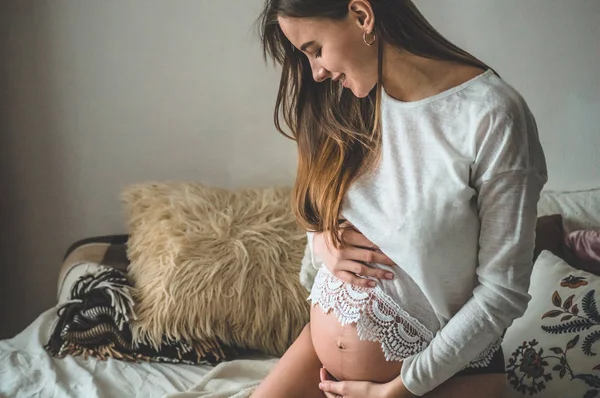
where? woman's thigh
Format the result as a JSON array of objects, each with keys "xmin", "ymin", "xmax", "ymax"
[
  {"xmin": 251, "ymin": 323, "xmax": 325, "ymax": 398},
  {"xmin": 425, "ymin": 373, "xmax": 507, "ymax": 398}
]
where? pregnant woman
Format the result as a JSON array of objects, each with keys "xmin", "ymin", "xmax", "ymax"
[{"xmin": 252, "ymin": 0, "xmax": 547, "ymax": 397}]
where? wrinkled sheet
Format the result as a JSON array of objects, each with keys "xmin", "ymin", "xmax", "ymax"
[
  {"xmin": 165, "ymin": 358, "xmax": 278, "ymax": 398},
  {"xmin": 0, "ymin": 309, "xmax": 277, "ymax": 398}
]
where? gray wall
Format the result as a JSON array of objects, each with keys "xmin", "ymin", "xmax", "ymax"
[{"xmin": 1, "ymin": 0, "xmax": 599, "ymax": 338}]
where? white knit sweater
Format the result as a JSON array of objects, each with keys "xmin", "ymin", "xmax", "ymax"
[{"xmin": 306, "ymin": 69, "xmax": 548, "ymax": 396}]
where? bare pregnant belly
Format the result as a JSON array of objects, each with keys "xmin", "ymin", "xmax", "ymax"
[{"xmin": 310, "ymin": 304, "xmax": 403, "ymax": 383}]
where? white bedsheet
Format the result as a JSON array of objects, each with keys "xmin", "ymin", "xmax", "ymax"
[
  {"xmin": 164, "ymin": 359, "xmax": 278, "ymax": 398},
  {"xmin": 0, "ymin": 308, "xmax": 277, "ymax": 398}
]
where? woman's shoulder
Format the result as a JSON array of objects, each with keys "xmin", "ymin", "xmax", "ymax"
[{"xmin": 467, "ymin": 70, "xmax": 533, "ymax": 121}]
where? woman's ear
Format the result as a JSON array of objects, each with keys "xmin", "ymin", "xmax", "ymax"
[{"xmin": 348, "ymin": 0, "xmax": 375, "ymax": 32}]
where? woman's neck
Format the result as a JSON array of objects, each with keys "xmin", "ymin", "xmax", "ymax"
[{"xmin": 381, "ymin": 46, "xmax": 484, "ymax": 102}]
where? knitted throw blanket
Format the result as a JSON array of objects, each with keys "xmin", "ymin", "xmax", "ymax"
[{"xmin": 45, "ymin": 266, "xmax": 234, "ymax": 365}]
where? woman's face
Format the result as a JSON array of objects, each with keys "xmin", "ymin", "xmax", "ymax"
[{"xmin": 277, "ymin": 3, "xmax": 378, "ymax": 98}]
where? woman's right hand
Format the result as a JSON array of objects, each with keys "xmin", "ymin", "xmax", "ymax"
[{"xmin": 312, "ymin": 222, "xmax": 397, "ymax": 288}]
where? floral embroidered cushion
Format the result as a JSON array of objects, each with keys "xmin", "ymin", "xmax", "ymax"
[{"xmin": 502, "ymin": 250, "xmax": 600, "ymax": 397}]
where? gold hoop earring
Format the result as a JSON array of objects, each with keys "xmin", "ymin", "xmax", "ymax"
[{"xmin": 363, "ymin": 31, "xmax": 376, "ymax": 46}]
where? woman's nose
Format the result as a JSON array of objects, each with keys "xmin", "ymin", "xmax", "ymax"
[{"xmin": 312, "ymin": 66, "xmax": 329, "ymax": 83}]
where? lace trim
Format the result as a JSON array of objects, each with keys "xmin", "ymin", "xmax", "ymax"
[
  {"xmin": 307, "ymin": 270, "xmax": 434, "ymax": 361},
  {"xmin": 464, "ymin": 337, "xmax": 503, "ymax": 369}
]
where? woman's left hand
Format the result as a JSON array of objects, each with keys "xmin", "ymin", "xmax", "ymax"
[{"xmin": 319, "ymin": 367, "xmax": 416, "ymax": 398}]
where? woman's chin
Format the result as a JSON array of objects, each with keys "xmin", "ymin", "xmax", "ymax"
[
  {"xmin": 347, "ymin": 84, "xmax": 372, "ymax": 99},
  {"xmin": 352, "ymin": 89, "xmax": 371, "ymax": 99}
]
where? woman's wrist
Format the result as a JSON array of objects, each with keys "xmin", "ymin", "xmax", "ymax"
[{"xmin": 387, "ymin": 374, "xmax": 417, "ymax": 398}]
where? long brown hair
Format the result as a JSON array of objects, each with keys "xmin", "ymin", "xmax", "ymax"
[{"xmin": 258, "ymin": 0, "xmax": 493, "ymax": 247}]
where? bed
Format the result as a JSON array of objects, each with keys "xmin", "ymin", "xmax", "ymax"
[
  {"xmin": 0, "ymin": 237, "xmax": 279, "ymax": 398},
  {"xmin": 1, "ymin": 186, "xmax": 599, "ymax": 398}
]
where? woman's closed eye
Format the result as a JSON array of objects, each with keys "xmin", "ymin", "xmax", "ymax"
[{"xmin": 314, "ymin": 48, "xmax": 322, "ymax": 58}]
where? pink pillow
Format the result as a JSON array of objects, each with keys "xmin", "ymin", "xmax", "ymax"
[{"xmin": 565, "ymin": 229, "xmax": 600, "ymax": 274}]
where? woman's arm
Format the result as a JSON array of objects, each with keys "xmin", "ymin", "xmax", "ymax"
[{"xmin": 400, "ymin": 100, "xmax": 548, "ymax": 396}]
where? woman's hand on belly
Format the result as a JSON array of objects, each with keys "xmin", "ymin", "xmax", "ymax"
[
  {"xmin": 311, "ymin": 306, "xmax": 415, "ymax": 398},
  {"xmin": 314, "ymin": 221, "xmax": 397, "ymax": 288},
  {"xmin": 319, "ymin": 369, "xmax": 417, "ymax": 398}
]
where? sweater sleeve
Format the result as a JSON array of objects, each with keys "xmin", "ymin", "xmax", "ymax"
[
  {"xmin": 306, "ymin": 231, "xmax": 324, "ymax": 269},
  {"xmin": 400, "ymin": 101, "xmax": 548, "ymax": 396}
]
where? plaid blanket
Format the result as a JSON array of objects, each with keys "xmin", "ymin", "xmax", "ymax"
[{"xmin": 45, "ymin": 266, "xmax": 234, "ymax": 365}]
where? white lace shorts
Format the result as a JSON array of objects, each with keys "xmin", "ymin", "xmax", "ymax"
[{"xmin": 307, "ymin": 268, "xmax": 504, "ymax": 373}]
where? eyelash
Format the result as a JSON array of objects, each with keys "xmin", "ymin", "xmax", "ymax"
[{"xmin": 314, "ymin": 49, "xmax": 322, "ymax": 58}]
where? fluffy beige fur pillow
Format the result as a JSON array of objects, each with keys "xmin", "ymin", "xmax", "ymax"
[{"xmin": 122, "ymin": 182, "xmax": 309, "ymax": 360}]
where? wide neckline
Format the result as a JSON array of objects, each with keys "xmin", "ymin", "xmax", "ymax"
[{"xmin": 382, "ymin": 69, "xmax": 494, "ymax": 108}]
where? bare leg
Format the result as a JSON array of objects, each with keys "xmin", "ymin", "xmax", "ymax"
[{"xmin": 251, "ymin": 323, "xmax": 325, "ymax": 398}]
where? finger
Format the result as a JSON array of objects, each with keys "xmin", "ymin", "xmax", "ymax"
[
  {"xmin": 321, "ymin": 367, "xmax": 335, "ymax": 382},
  {"xmin": 333, "ymin": 268, "xmax": 378, "ymax": 289},
  {"xmin": 344, "ymin": 227, "xmax": 379, "ymax": 250},
  {"xmin": 319, "ymin": 381, "xmax": 346, "ymax": 397},
  {"xmin": 318, "ymin": 376, "xmax": 340, "ymax": 398},
  {"xmin": 341, "ymin": 246, "xmax": 397, "ymax": 268},
  {"xmin": 324, "ymin": 368, "xmax": 336, "ymax": 381},
  {"xmin": 336, "ymin": 259, "xmax": 393, "ymax": 282},
  {"xmin": 340, "ymin": 229, "xmax": 377, "ymax": 249}
]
